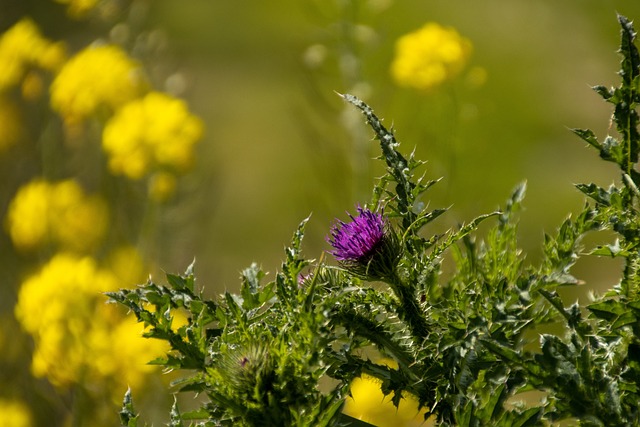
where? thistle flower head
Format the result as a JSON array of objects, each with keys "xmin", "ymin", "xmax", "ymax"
[
  {"xmin": 328, "ymin": 207, "xmax": 385, "ymax": 261},
  {"xmin": 327, "ymin": 206, "xmax": 399, "ymax": 279},
  {"xmin": 219, "ymin": 343, "xmax": 273, "ymax": 394}
]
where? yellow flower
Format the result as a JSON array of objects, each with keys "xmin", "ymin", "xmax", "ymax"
[
  {"xmin": 89, "ymin": 314, "xmax": 169, "ymax": 392},
  {"xmin": 343, "ymin": 375, "xmax": 431, "ymax": 426},
  {"xmin": 15, "ymin": 254, "xmax": 119, "ymax": 385},
  {"xmin": 102, "ymin": 92, "xmax": 204, "ymax": 179},
  {"xmin": 391, "ymin": 23, "xmax": 472, "ymax": 91},
  {"xmin": 6, "ymin": 180, "xmax": 50, "ymax": 250},
  {"xmin": 0, "ymin": 399, "xmax": 33, "ymax": 427},
  {"xmin": 105, "ymin": 245, "xmax": 146, "ymax": 286},
  {"xmin": 343, "ymin": 359, "xmax": 431, "ymax": 427},
  {"xmin": 50, "ymin": 44, "xmax": 146, "ymax": 124},
  {"xmin": 14, "ymin": 253, "xmax": 167, "ymax": 396},
  {"xmin": 0, "ymin": 18, "xmax": 66, "ymax": 92},
  {"xmin": 49, "ymin": 180, "xmax": 108, "ymax": 252},
  {"xmin": 54, "ymin": 0, "xmax": 99, "ymax": 18},
  {"xmin": 5, "ymin": 179, "xmax": 108, "ymax": 252}
]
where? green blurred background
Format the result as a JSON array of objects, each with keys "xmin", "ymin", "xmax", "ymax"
[
  {"xmin": 2, "ymin": 1, "xmax": 640, "ymax": 424},
  {"xmin": 3, "ymin": 0, "xmax": 637, "ymax": 294},
  {"xmin": 145, "ymin": 0, "xmax": 640, "ymax": 293}
]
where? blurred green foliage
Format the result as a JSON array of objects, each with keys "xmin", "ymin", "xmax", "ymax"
[
  {"xmin": 1, "ymin": 0, "xmax": 639, "ymax": 290},
  {"xmin": 140, "ymin": 1, "xmax": 640, "ymax": 292}
]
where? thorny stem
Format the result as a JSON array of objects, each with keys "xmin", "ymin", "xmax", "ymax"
[{"xmin": 385, "ymin": 270, "xmax": 430, "ymax": 341}]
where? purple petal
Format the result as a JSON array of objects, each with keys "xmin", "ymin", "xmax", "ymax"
[{"xmin": 327, "ymin": 206, "xmax": 387, "ymax": 261}]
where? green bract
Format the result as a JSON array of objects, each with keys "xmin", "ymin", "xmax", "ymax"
[{"xmin": 110, "ymin": 14, "xmax": 640, "ymax": 427}]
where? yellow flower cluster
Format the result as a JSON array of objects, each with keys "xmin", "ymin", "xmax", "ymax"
[
  {"xmin": 0, "ymin": 399, "xmax": 33, "ymax": 427},
  {"xmin": 50, "ymin": 44, "xmax": 146, "ymax": 124},
  {"xmin": 391, "ymin": 23, "xmax": 472, "ymax": 91},
  {"xmin": 102, "ymin": 91, "xmax": 203, "ymax": 196},
  {"xmin": 0, "ymin": 19, "xmax": 62, "ymax": 153},
  {"xmin": 0, "ymin": 7, "xmax": 205, "ymax": 422},
  {"xmin": 343, "ymin": 374, "xmax": 431, "ymax": 426},
  {"xmin": 0, "ymin": 18, "xmax": 66, "ymax": 93},
  {"xmin": 342, "ymin": 359, "xmax": 431, "ymax": 427},
  {"xmin": 5, "ymin": 179, "xmax": 108, "ymax": 252},
  {"xmin": 48, "ymin": 42, "xmax": 203, "ymax": 198},
  {"xmin": 14, "ymin": 252, "xmax": 167, "ymax": 394}
]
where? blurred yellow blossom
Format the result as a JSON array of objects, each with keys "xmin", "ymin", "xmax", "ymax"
[
  {"xmin": 50, "ymin": 44, "xmax": 146, "ymax": 124},
  {"xmin": 0, "ymin": 18, "xmax": 66, "ymax": 92},
  {"xmin": 343, "ymin": 359, "xmax": 431, "ymax": 427},
  {"xmin": 106, "ymin": 245, "xmax": 146, "ymax": 286},
  {"xmin": 15, "ymin": 254, "xmax": 119, "ymax": 385},
  {"xmin": 88, "ymin": 312, "xmax": 169, "ymax": 395},
  {"xmin": 0, "ymin": 97, "xmax": 23, "ymax": 152},
  {"xmin": 102, "ymin": 91, "xmax": 204, "ymax": 180},
  {"xmin": 0, "ymin": 399, "xmax": 33, "ymax": 427},
  {"xmin": 391, "ymin": 23, "xmax": 472, "ymax": 91},
  {"xmin": 14, "ymin": 253, "xmax": 167, "ymax": 395},
  {"xmin": 5, "ymin": 179, "xmax": 108, "ymax": 252},
  {"xmin": 6, "ymin": 180, "xmax": 50, "ymax": 250}
]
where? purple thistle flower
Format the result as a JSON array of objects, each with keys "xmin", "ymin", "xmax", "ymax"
[
  {"xmin": 327, "ymin": 206, "xmax": 400, "ymax": 279},
  {"xmin": 328, "ymin": 207, "xmax": 386, "ymax": 262}
]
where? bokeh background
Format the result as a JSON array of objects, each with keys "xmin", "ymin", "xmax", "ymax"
[
  {"xmin": 1, "ymin": 1, "xmax": 640, "ymax": 425},
  {"xmin": 148, "ymin": 0, "xmax": 640, "ymax": 292}
]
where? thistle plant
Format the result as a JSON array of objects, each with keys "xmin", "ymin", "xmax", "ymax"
[{"xmin": 112, "ymin": 14, "xmax": 640, "ymax": 427}]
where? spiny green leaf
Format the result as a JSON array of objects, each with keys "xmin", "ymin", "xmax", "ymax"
[
  {"xmin": 340, "ymin": 92, "xmax": 420, "ymax": 230},
  {"xmin": 588, "ymin": 299, "xmax": 629, "ymax": 319},
  {"xmin": 575, "ymin": 183, "xmax": 612, "ymax": 205},
  {"xmin": 480, "ymin": 338, "xmax": 522, "ymax": 365},
  {"xmin": 588, "ymin": 299, "xmax": 638, "ymax": 328},
  {"xmin": 572, "ymin": 128, "xmax": 602, "ymax": 150},
  {"xmin": 483, "ymin": 383, "xmax": 506, "ymax": 420},
  {"xmin": 593, "ymin": 84, "xmax": 613, "ymax": 100},
  {"xmin": 119, "ymin": 389, "xmax": 141, "ymax": 427},
  {"xmin": 166, "ymin": 273, "xmax": 187, "ymax": 291},
  {"xmin": 169, "ymin": 398, "xmax": 184, "ymax": 427},
  {"xmin": 509, "ymin": 407, "xmax": 543, "ymax": 427},
  {"xmin": 224, "ymin": 291, "xmax": 244, "ymax": 319},
  {"xmin": 505, "ymin": 181, "xmax": 527, "ymax": 212},
  {"xmin": 166, "ymin": 264, "xmax": 196, "ymax": 294},
  {"xmin": 455, "ymin": 400, "xmax": 474, "ymax": 427},
  {"xmin": 618, "ymin": 14, "xmax": 640, "ymax": 85},
  {"xmin": 240, "ymin": 263, "xmax": 264, "ymax": 310},
  {"xmin": 178, "ymin": 409, "xmax": 210, "ymax": 420},
  {"xmin": 428, "ymin": 211, "xmax": 500, "ymax": 261}
]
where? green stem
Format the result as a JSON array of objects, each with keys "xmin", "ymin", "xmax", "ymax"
[
  {"xmin": 332, "ymin": 308, "xmax": 414, "ymax": 372},
  {"xmin": 386, "ymin": 271, "xmax": 430, "ymax": 341}
]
